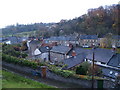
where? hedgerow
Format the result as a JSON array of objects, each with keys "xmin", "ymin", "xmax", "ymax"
[{"xmin": 2, "ymin": 53, "xmax": 37, "ymax": 69}]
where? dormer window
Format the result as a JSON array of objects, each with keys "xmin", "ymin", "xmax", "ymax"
[{"xmin": 109, "ymin": 71, "xmax": 113, "ymax": 75}]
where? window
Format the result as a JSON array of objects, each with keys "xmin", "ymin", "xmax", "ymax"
[
  {"xmin": 115, "ymin": 73, "xmax": 118, "ymax": 76},
  {"xmin": 67, "ymin": 56, "xmax": 70, "ymax": 58},
  {"xmin": 84, "ymin": 59, "xmax": 87, "ymax": 61},
  {"xmin": 109, "ymin": 71, "xmax": 113, "ymax": 75}
]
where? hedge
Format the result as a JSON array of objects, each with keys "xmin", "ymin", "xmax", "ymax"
[
  {"xmin": 2, "ymin": 53, "xmax": 105, "ymax": 80},
  {"xmin": 2, "ymin": 53, "xmax": 37, "ymax": 69}
]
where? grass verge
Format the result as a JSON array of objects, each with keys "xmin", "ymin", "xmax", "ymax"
[{"xmin": 2, "ymin": 70, "xmax": 55, "ymax": 88}]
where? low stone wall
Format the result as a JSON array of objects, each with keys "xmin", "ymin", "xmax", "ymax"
[
  {"xmin": 46, "ymin": 70, "xmax": 115, "ymax": 88},
  {"xmin": 47, "ymin": 69, "xmax": 96, "ymax": 88},
  {"xmin": 2, "ymin": 61, "xmax": 115, "ymax": 88}
]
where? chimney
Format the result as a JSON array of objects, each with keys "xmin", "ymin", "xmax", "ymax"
[
  {"xmin": 69, "ymin": 43, "xmax": 73, "ymax": 48},
  {"xmin": 112, "ymin": 47, "xmax": 116, "ymax": 54},
  {"xmin": 36, "ymin": 38, "xmax": 38, "ymax": 40},
  {"xmin": 72, "ymin": 50, "xmax": 76, "ymax": 58}
]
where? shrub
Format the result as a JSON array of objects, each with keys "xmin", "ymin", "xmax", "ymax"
[
  {"xmin": 2, "ymin": 54, "xmax": 37, "ymax": 69},
  {"xmin": 87, "ymin": 65, "xmax": 102, "ymax": 76},
  {"xmin": 76, "ymin": 61, "xmax": 90, "ymax": 75}
]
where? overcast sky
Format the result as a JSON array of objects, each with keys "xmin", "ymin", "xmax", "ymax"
[{"xmin": 0, "ymin": 0, "xmax": 119, "ymax": 28}]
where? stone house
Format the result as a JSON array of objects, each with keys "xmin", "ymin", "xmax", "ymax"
[
  {"xmin": 33, "ymin": 46, "xmax": 52, "ymax": 61},
  {"xmin": 85, "ymin": 48, "xmax": 114, "ymax": 65},
  {"xmin": 27, "ymin": 40, "xmax": 41, "ymax": 57},
  {"xmin": 79, "ymin": 35, "xmax": 99, "ymax": 47},
  {"xmin": 45, "ymin": 36, "xmax": 79, "ymax": 46},
  {"xmin": 99, "ymin": 35, "xmax": 120, "ymax": 48},
  {"xmin": 85, "ymin": 48, "xmax": 120, "ymax": 79},
  {"xmin": 112, "ymin": 35, "xmax": 120, "ymax": 48},
  {"xmin": 50, "ymin": 45, "xmax": 72, "ymax": 62}
]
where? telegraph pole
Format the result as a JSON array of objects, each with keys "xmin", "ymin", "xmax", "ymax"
[
  {"xmin": 92, "ymin": 51, "xmax": 95, "ymax": 89},
  {"xmin": 92, "ymin": 45, "xmax": 95, "ymax": 89}
]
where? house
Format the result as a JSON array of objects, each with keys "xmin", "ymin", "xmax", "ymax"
[
  {"xmin": 107, "ymin": 54, "xmax": 120, "ymax": 68},
  {"xmin": 79, "ymin": 35, "xmax": 99, "ymax": 47},
  {"xmin": 99, "ymin": 35, "xmax": 120, "ymax": 48},
  {"xmin": 85, "ymin": 48, "xmax": 120, "ymax": 79},
  {"xmin": 33, "ymin": 46, "xmax": 52, "ymax": 61},
  {"xmin": 19, "ymin": 37, "xmax": 28, "ymax": 42},
  {"xmin": 62, "ymin": 53, "xmax": 86, "ymax": 69},
  {"xmin": 98, "ymin": 64, "xmax": 120, "ymax": 79},
  {"xmin": 27, "ymin": 40, "xmax": 41, "ymax": 57},
  {"xmin": 45, "ymin": 35, "xmax": 79, "ymax": 46},
  {"xmin": 112, "ymin": 35, "xmax": 120, "ymax": 48},
  {"xmin": 2, "ymin": 36, "xmax": 20, "ymax": 44},
  {"xmin": 41, "ymin": 42, "xmax": 57, "ymax": 47},
  {"xmin": 50, "ymin": 45, "xmax": 72, "ymax": 62},
  {"xmin": 86, "ymin": 48, "xmax": 114, "ymax": 65},
  {"xmin": 68, "ymin": 47, "xmax": 91, "ymax": 56}
]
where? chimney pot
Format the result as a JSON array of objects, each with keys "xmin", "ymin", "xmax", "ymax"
[{"xmin": 72, "ymin": 50, "xmax": 76, "ymax": 57}]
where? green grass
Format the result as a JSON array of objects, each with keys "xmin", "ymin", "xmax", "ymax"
[
  {"xmin": 0, "ymin": 70, "xmax": 2, "ymax": 89},
  {"xmin": 2, "ymin": 70, "xmax": 55, "ymax": 88},
  {"xmin": 117, "ymin": 48, "xmax": 120, "ymax": 53}
]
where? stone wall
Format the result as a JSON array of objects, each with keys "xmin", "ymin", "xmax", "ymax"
[{"xmin": 2, "ymin": 61, "xmax": 115, "ymax": 88}]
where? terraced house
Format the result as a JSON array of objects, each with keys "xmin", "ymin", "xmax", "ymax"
[
  {"xmin": 79, "ymin": 35, "xmax": 99, "ymax": 47},
  {"xmin": 45, "ymin": 35, "xmax": 79, "ymax": 46}
]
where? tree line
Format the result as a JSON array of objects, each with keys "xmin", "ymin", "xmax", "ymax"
[{"xmin": 2, "ymin": 4, "xmax": 120, "ymax": 38}]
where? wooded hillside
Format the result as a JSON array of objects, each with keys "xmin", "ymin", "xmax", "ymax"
[{"xmin": 2, "ymin": 4, "xmax": 120, "ymax": 37}]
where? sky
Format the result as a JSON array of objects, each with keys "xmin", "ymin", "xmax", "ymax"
[{"xmin": 0, "ymin": 0, "xmax": 119, "ymax": 28}]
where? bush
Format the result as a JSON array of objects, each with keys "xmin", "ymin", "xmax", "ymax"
[
  {"xmin": 76, "ymin": 61, "xmax": 90, "ymax": 75},
  {"xmin": 2, "ymin": 54, "xmax": 37, "ymax": 69},
  {"xmin": 76, "ymin": 66, "xmax": 86, "ymax": 75},
  {"xmin": 47, "ymin": 64, "xmax": 75, "ymax": 78},
  {"xmin": 2, "ymin": 44, "xmax": 28, "ymax": 58}
]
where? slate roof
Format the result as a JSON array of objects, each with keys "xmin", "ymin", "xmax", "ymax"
[
  {"xmin": 39, "ymin": 46, "xmax": 52, "ymax": 53},
  {"xmin": 98, "ymin": 64, "xmax": 120, "ymax": 79},
  {"xmin": 68, "ymin": 48, "xmax": 91, "ymax": 56},
  {"xmin": 19, "ymin": 37, "xmax": 28, "ymax": 42},
  {"xmin": 29, "ymin": 40, "xmax": 41, "ymax": 56},
  {"xmin": 80, "ymin": 35, "xmax": 98, "ymax": 39},
  {"xmin": 47, "ymin": 36, "xmax": 78, "ymax": 41},
  {"xmin": 50, "ymin": 45, "xmax": 72, "ymax": 54},
  {"xmin": 48, "ymin": 36, "xmax": 59, "ymax": 41},
  {"xmin": 29, "ymin": 40, "xmax": 41, "ymax": 45},
  {"xmin": 112, "ymin": 35, "xmax": 120, "ymax": 40},
  {"xmin": 86, "ymin": 48, "xmax": 114, "ymax": 64},
  {"xmin": 8, "ymin": 36, "xmax": 20, "ymax": 44},
  {"xmin": 107, "ymin": 54, "xmax": 120, "ymax": 68},
  {"xmin": 62, "ymin": 53, "xmax": 86, "ymax": 69}
]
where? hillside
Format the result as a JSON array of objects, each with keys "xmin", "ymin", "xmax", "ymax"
[{"xmin": 2, "ymin": 4, "xmax": 120, "ymax": 37}]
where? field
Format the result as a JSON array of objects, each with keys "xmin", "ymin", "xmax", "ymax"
[{"xmin": 2, "ymin": 70, "xmax": 55, "ymax": 88}]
